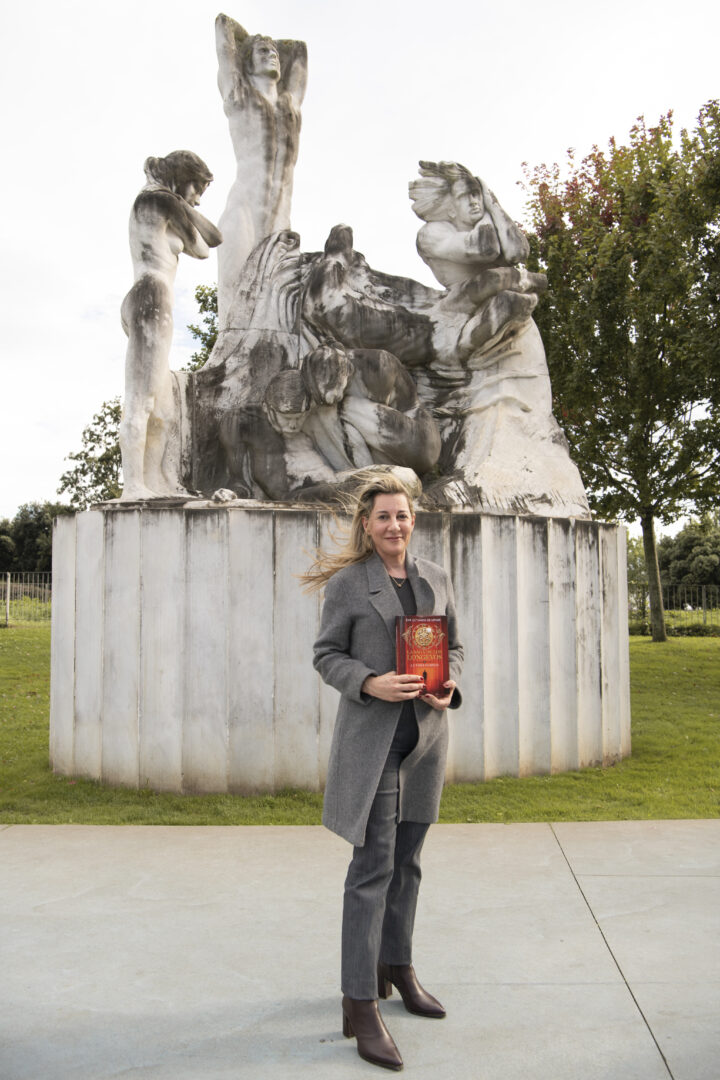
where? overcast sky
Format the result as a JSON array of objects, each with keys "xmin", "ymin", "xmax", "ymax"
[{"xmin": 1, "ymin": 0, "xmax": 718, "ymax": 522}]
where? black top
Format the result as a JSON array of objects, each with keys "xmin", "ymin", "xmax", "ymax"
[
  {"xmin": 391, "ymin": 574, "xmax": 417, "ymax": 618},
  {"xmin": 390, "ymin": 574, "xmax": 418, "ymax": 749}
]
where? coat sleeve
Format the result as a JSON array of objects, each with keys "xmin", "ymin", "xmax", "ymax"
[{"xmin": 313, "ymin": 573, "xmax": 378, "ymax": 705}]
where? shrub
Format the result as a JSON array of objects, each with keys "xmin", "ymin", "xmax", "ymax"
[{"xmin": 666, "ymin": 624, "xmax": 720, "ymax": 638}]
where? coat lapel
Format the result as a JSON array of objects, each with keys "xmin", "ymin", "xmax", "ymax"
[
  {"xmin": 366, "ymin": 550, "xmax": 438, "ymax": 650},
  {"xmin": 366, "ymin": 552, "xmax": 403, "ymax": 647},
  {"xmin": 406, "ymin": 552, "xmax": 436, "ymax": 615}
]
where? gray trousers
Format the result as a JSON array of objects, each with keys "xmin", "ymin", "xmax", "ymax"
[{"xmin": 341, "ymin": 712, "xmax": 430, "ymax": 999}]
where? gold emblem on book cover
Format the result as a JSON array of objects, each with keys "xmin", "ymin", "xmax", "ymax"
[{"xmin": 403, "ymin": 624, "xmax": 445, "ymax": 649}]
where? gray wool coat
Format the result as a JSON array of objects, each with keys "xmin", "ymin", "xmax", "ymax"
[{"xmin": 314, "ymin": 550, "xmax": 463, "ymax": 847}]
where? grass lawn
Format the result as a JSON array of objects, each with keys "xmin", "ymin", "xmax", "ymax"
[{"xmin": 1, "ymin": 624, "xmax": 718, "ymax": 824}]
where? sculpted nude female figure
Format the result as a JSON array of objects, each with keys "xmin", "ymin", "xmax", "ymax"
[
  {"xmin": 215, "ymin": 13, "xmax": 307, "ymax": 328},
  {"xmin": 120, "ymin": 151, "xmax": 222, "ymax": 501}
]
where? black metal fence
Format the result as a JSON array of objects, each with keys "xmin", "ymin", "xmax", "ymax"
[
  {"xmin": 628, "ymin": 582, "xmax": 720, "ymax": 629},
  {"xmin": 1, "ymin": 572, "xmax": 53, "ymax": 625},
  {"xmin": 2, "ymin": 572, "xmax": 718, "ymax": 630}
]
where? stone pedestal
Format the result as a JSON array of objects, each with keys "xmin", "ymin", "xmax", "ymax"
[{"xmin": 50, "ymin": 506, "xmax": 630, "ymax": 793}]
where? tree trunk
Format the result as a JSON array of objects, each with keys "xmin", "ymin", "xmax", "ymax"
[{"xmin": 640, "ymin": 511, "xmax": 667, "ymax": 642}]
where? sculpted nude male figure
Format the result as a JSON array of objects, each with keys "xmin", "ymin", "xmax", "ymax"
[
  {"xmin": 410, "ymin": 160, "xmax": 546, "ymax": 355},
  {"xmin": 215, "ymin": 13, "xmax": 307, "ymax": 328},
  {"xmin": 119, "ymin": 151, "xmax": 222, "ymax": 500}
]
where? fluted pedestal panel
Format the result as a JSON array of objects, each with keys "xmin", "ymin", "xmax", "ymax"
[{"xmin": 50, "ymin": 506, "xmax": 630, "ymax": 793}]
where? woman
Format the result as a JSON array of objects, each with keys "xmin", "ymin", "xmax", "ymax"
[{"xmin": 304, "ymin": 474, "xmax": 463, "ymax": 1071}]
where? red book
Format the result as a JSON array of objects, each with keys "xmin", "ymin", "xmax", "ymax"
[{"xmin": 395, "ymin": 616, "xmax": 449, "ymax": 696}]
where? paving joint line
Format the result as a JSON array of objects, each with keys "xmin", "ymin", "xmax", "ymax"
[{"xmin": 549, "ymin": 822, "xmax": 675, "ymax": 1080}]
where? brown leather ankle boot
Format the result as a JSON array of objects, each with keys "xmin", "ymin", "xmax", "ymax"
[
  {"xmin": 377, "ymin": 962, "xmax": 446, "ymax": 1018},
  {"xmin": 341, "ymin": 995, "xmax": 403, "ymax": 1071}
]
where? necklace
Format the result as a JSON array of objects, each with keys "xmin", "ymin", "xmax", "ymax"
[{"xmin": 390, "ymin": 575, "xmax": 407, "ymax": 589}]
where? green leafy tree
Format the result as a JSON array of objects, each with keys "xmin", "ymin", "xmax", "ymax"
[
  {"xmin": 0, "ymin": 519, "xmax": 16, "ymax": 572},
  {"xmin": 523, "ymin": 102, "xmax": 720, "ymax": 641},
  {"xmin": 0, "ymin": 502, "xmax": 72, "ymax": 571},
  {"xmin": 58, "ymin": 398, "xmax": 122, "ymax": 508},
  {"xmin": 626, "ymin": 535, "xmax": 649, "ymax": 586},
  {"xmin": 658, "ymin": 513, "xmax": 720, "ymax": 588},
  {"xmin": 184, "ymin": 283, "xmax": 218, "ymax": 371},
  {"xmin": 626, "ymin": 534, "xmax": 650, "ymax": 626}
]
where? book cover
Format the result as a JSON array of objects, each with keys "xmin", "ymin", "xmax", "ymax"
[{"xmin": 395, "ymin": 615, "xmax": 449, "ymax": 696}]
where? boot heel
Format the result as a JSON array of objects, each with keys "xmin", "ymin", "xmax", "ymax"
[
  {"xmin": 341, "ymin": 996, "xmax": 403, "ymax": 1070},
  {"xmin": 378, "ymin": 974, "xmax": 393, "ymax": 999}
]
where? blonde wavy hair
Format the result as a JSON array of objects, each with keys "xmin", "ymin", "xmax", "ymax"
[{"xmin": 300, "ymin": 473, "xmax": 415, "ymax": 592}]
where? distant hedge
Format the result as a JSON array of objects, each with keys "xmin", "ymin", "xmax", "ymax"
[{"xmin": 629, "ymin": 621, "xmax": 720, "ymax": 638}]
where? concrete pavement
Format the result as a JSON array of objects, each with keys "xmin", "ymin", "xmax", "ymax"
[{"xmin": 1, "ymin": 820, "xmax": 718, "ymax": 1080}]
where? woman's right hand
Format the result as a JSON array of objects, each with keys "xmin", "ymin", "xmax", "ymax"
[{"xmin": 361, "ymin": 671, "xmax": 425, "ymax": 702}]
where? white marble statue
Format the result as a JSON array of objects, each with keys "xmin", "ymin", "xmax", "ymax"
[
  {"xmin": 409, "ymin": 161, "xmax": 590, "ymax": 515},
  {"xmin": 410, "ymin": 161, "xmax": 544, "ymax": 361},
  {"xmin": 289, "ymin": 171, "xmax": 589, "ymax": 515},
  {"xmin": 194, "ymin": 24, "xmax": 589, "ymax": 517},
  {"xmin": 215, "ymin": 13, "xmax": 307, "ymax": 331},
  {"xmin": 119, "ymin": 152, "xmax": 222, "ymax": 501}
]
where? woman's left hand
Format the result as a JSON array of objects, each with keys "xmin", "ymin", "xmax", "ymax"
[{"xmin": 420, "ymin": 680, "xmax": 456, "ymax": 711}]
